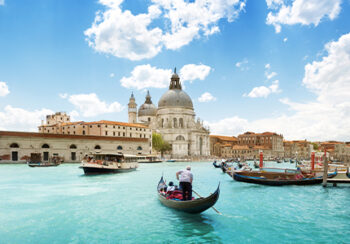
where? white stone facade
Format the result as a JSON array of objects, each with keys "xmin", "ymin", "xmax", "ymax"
[{"xmin": 129, "ymin": 70, "xmax": 210, "ymax": 158}]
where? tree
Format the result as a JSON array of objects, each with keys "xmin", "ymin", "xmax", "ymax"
[
  {"xmin": 311, "ymin": 142, "xmax": 319, "ymax": 151},
  {"xmin": 152, "ymin": 132, "xmax": 172, "ymax": 157}
]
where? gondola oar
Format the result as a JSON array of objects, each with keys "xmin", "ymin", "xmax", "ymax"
[{"xmin": 193, "ymin": 189, "xmax": 222, "ymax": 215}]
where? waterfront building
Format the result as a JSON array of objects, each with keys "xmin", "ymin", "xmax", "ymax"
[
  {"xmin": 0, "ymin": 131, "xmax": 149, "ymax": 164},
  {"xmin": 209, "ymin": 135, "xmax": 238, "ymax": 157},
  {"xmin": 129, "ymin": 69, "xmax": 210, "ymax": 158},
  {"xmin": 210, "ymin": 132, "xmax": 284, "ymax": 159},
  {"xmin": 283, "ymin": 140, "xmax": 312, "ymax": 159}
]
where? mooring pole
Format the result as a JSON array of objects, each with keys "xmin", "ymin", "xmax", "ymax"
[{"xmin": 322, "ymin": 149, "xmax": 328, "ymax": 187}]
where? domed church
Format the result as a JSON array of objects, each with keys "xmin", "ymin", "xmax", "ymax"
[{"xmin": 128, "ymin": 69, "xmax": 210, "ymax": 158}]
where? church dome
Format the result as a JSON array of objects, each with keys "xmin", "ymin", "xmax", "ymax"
[
  {"xmin": 138, "ymin": 91, "xmax": 157, "ymax": 116},
  {"xmin": 158, "ymin": 89, "xmax": 193, "ymax": 109}
]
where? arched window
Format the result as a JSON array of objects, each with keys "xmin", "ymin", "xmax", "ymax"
[
  {"xmin": 94, "ymin": 145, "xmax": 101, "ymax": 150},
  {"xmin": 179, "ymin": 118, "xmax": 184, "ymax": 128},
  {"xmin": 70, "ymin": 144, "xmax": 77, "ymax": 149},
  {"xmin": 173, "ymin": 118, "xmax": 177, "ymax": 128},
  {"xmin": 42, "ymin": 144, "xmax": 50, "ymax": 148},
  {"xmin": 176, "ymin": 135, "xmax": 185, "ymax": 141},
  {"xmin": 117, "ymin": 145, "xmax": 123, "ymax": 150},
  {"xmin": 161, "ymin": 119, "xmax": 164, "ymax": 128},
  {"xmin": 137, "ymin": 146, "xmax": 142, "ymax": 150},
  {"xmin": 10, "ymin": 143, "xmax": 19, "ymax": 148}
]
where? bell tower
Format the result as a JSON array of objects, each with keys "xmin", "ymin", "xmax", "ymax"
[{"xmin": 128, "ymin": 92, "xmax": 137, "ymax": 123}]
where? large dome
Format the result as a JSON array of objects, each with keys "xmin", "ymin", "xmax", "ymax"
[
  {"xmin": 158, "ymin": 89, "xmax": 193, "ymax": 109},
  {"xmin": 138, "ymin": 103, "xmax": 157, "ymax": 116}
]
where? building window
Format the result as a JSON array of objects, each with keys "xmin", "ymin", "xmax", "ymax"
[
  {"xmin": 83, "ymin": 126, "xmax": 85, "ymax": 128},
  {"xmin": 43, "ymin": 152, "xmax": 49, "ymax": 161},
  {"xmin": 11, "ymin": 151, "xmax": 18, "ymax": 161},
  {"xmin": 117, "ymin": 145, "xmax": 123, "ymax": 150},
  {"xmin": 73, "ymin": 126, "xmax": 75, "ymax": 128},
  {"xmin": 90, "ymin": 125, "xmax": 92, "ymax": 128},
  {"xmin": 123, "ymin": 132, "xmax": 125, "ymax": 136},
  {"xmin": 137, "ymin": 146, "xmax": 142, "ymax": 150},
  {"xmin": 70, "ymin": 144, "xmax": 77, "ymax": 149},
  {"xmin": 105, "ymin": 125, "xmax": 108, "ymax": 128},
  {"xmin": 113, "ymin": 126, "xmax": 115, "ymax": 128},
  {"xmin": 83, "ymin": 130, "xmax": 86, "ymax": 135},
  {"xmin": 130, "ymin": 133, "xmax": 132, "ymax": 137},
  {"xmin": 118, "ymin": 132, "xmax": 120, "ymax": 136},
  {"xmin": 140, "ymin": 134, "xmax": 142, "ymax": 138},
  {"xmin": 10, "ymin": 143, "xmax": 19, "ymax": 148},
  {"xmin": 42, "ymin": 144, "xmax": 50, "ymax": 148},
  {"xmin": 98, "ymin": 125, "xmax": 100, "ymax": 128},
  {"xmin": 95, "ymin": 145, "xmax": 101, "ymax": 150},
  {"xmin": 113, "ymin": 132, "xmax": 115, "ymax": 136},
  {"xmin": 105, "ymin": 131, "xmax": 108, "ymax": 136},
  {"xmin": 71, "ymin": 152, "xmax": 76, "ymax": 161}
]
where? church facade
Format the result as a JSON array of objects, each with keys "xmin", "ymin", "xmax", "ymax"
[{"xmin": 128, "ymin": 70, "xmax": 210, "ymax": 158}]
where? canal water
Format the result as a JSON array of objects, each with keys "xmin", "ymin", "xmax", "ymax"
[{"xmin": 0, "ymin": 162, "xmax": 349, "ymax": 243}]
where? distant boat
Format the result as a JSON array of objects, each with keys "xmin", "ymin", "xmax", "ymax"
[
  {"xmin": 27, "ymin": 153, "xmax": 61, "ymax": 167},
  {"xmin": 138, "ymin": 155, "xmax": 163, "ymax": 163},
  {"xmin": 80, "ymin": 153, "xmax": 138, "ymax": 175},
  {"xmin": 213, "ymin": 161, "xmax": 221, "ymax": 168},
  {"xmin": 166, "ymin": 159, "xmax": 176, "ymax": 162},
  {"xmin": 232, "ymin": 169, "xmax": 337, "ymax": 186},
  {"xmin": 157, "ymin": 176, "xmax": 220, "ymax": 214}
]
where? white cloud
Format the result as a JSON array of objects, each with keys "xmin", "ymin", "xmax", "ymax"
[
  {"xmin": 235, "ymin": 58, "xmax": 249, "ymax": 71},
  {"xmin": 265, "ymin": 63, "xmax": 271, "ymax": 69},
  {"xmin": 266, "ymin": 71, "xmax": 277, "ymax": 80},
  {"xmin": 180, "ymin": 64, "xmax": 211, "ymax": 83},
  {"xmin": 266, "ymin": 0, "xmax": 341, "ymax": 33},
  {"xmin": 0, "ymin": 105, "xmax": 53, "ymax": 131},
  {"xmin": 243, "ymin": 80, "xmax": 281, "ymax": 98},
  {"xmin": 67, "ymin": 93, "xmax": 124, "ymax": 117},
  {"xmin": 85, "ymin": 0, "xmax": 246, "ymax": 60},
  {"xmin": 59, "ymin": 93, "xmax": 68, "ymax": 99},
  {"xmin": 208, "ymin": 33, "xmax": 350, "ymax": 141},
  {"xmin": 68, "ymin": 110, "xmax": 80, "ymax": 121},
  {"xmin": 121, "ymin": 64, "xmax": 211, "ymax": 90},
  {"xmin": 198, "ymin": 92, "xmax": 216, "ymax": 102},
  {"xmin": 0, "ymin": 81, "xmax": 9, "ymax": 97},
  {"xmin": 121, "ymin": 65, "xmax": 172, "ymax": 90},
  {"xmin": 0, "ymin": 0, "xmax": 4, "ymax": 6},
  {"xmin": 110, "ymin": 73, "xmax": 115, "ymax": 78},
  {"xmin": 283, "ymin": 37, "xmax": 288, "ymax": 42}
]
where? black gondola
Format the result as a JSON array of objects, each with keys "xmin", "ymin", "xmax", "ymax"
[
  {"xmin": 157, "ymin": 177, "xmax": 220, "ymax": 214},
  {"xmin": 233, "ymin": 171, "xmax": 337, "ymax": 186}
]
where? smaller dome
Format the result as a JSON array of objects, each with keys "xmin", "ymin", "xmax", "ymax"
[
  {"xmin": 138, "ymin": 91, "xmax": 157, "ymax": 117},
  {"xmin": 171, "ymin": 73, "xmax": 179, "ymax": 79},
  {"xmin": 138, "ymin": 103, "xmax": 157, "ymax": 117}
]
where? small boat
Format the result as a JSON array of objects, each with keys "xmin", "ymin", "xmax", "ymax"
[
  {"xmin": 157, "ymin": 177, "xmax": 220, "ymax": 214},
  {"xmin": 233, "ymin": 171, "xmax": 337, "ymax": 186},
  {"xmin": 166, "ymin": 159, "xmax": 176, "ymax": 162},
  {"xmin": 27, "ymin": 153, "xmax": 61, "ymax": 167},
  {"xmin": 80, "ymin": 153, "xmax": 138, "ymax": 175},
  {"xmin": 138, "ymin": 155, "xmax": 163, "ymax": 163},
  {"xmin": 27, "ymin": 162, "xmax": 60, "ymax": 167}
]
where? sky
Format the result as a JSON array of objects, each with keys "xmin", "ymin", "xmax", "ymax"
[{"xmin": 0, "ymin": 0, "xmax": 349, "ymax": 141}]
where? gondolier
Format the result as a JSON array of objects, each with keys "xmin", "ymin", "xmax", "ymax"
[{"xmin": 176, "ymin": 166, "xmax": 193, "ymax": 201}]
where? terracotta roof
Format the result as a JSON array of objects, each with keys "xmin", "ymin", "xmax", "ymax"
[
  {"xmin": 210, "ymin": 135, "xmax": 237, "ymax": 141},
  {"xmin": 84, "ymin": 120, "xmax": 148, "ymax": 128},
  {"xmin": 0, "ymin": 131, "xmax": 148, "ymax": 142}
]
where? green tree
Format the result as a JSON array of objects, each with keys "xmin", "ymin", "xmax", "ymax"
[
  {"xmin": 311, "ymin": 142, "xmax": 319, "ymax": 151},
  {"xmin": 152, "ymin": 132, "xmax": 172, "ymax": 157}
]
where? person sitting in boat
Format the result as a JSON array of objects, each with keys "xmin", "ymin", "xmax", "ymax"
[
  {"xmin": 176, "ymin": 166, "xmax": 193, "ymax": 201},
  {"xmin": 167, "ymin": 181, "xmax": 176, "ymax": 194}
]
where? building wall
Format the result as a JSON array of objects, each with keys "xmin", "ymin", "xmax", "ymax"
[{"xmin": 0, "ymin": 132, "xmax": 150, "ymax": 164}]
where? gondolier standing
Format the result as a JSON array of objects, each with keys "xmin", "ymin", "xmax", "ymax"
[{"xmin": 176, "ymin": 166, "xmax": 193, "ymax": 201}]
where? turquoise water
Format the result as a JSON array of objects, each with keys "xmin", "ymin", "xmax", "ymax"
[{"xmin": 1, "ymin": 162, "xmax": 350, "ymax": 243}]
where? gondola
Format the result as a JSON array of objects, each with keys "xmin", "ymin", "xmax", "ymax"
[
  {"xmin": 233, "ymin": 171, "xmax": 337, "ymax": 186},
  {"xmin": 157, "ymin": 177, "xmax": 220, "ymax": 214}
]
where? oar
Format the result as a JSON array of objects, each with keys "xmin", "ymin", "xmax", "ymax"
[{"xmin": 192, "ymin": 189, "xmax": 222, "ymax": 215}]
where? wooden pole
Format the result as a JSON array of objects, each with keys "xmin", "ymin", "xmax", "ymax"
[
  {"xmin": 322, "ymin": 149, "xmax": 328, "ymax": 187},
  {"xmin": 192, "ymin": 190, "xmax": 221, "ymax": 215},
  {"xmin": 311, "ymin": 152, "xmax": 315, "ymax": 171}
]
